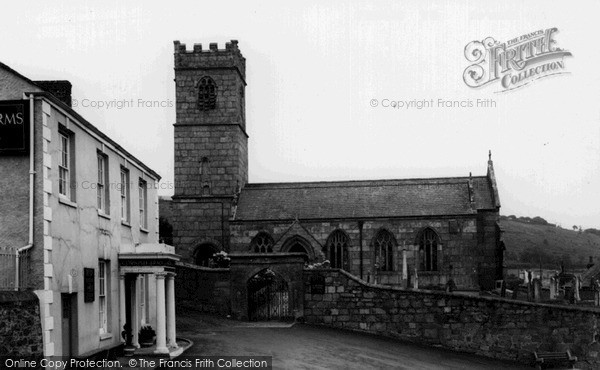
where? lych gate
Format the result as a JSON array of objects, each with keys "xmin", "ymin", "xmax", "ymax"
[
  {"xmin": 229, "ymin": 253, "xmax": 305, "ymax": 321},
  {"xmin": 247, "ymin": 269, "xmax": 291, "ymax": 321}
]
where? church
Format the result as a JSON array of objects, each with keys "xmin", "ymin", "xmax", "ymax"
[{"xmin": 161, "ymin": 40, "xmax": 504, "ymax": 291}]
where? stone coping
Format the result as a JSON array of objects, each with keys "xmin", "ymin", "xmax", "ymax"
[
  {"xmin": 0, "ymin": 290, "xmax": 38, "ymax": 303},
  {"xmin": 305, "ymin": 268, "xmax": 600, "ymax": 314},
  {"xmin": 176, "ymin": 261, "xmax": 229, "ymax": 272}
]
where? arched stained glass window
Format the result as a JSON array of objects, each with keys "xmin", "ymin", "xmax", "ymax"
[
  {"xmin": 326, "ymin": 230, "xmax": 349, "ymax": 269},
  {"xmin": 374, "ymin": 229, "xmax": 395, "ymax": 271},
  {"xmin": 198, "ymin": 76, "xmax": 217, "ymax": 111},
  {"xmin": 250, "ymin": 232, "xmax": 274, "ymax": 253},
  {"xmin": 419, "ymin": 228, "xmax": 439, "ymax": 271}
]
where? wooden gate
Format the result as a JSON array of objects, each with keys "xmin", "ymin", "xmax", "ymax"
[{"xmin": 247, "ymin": 269, "xmax": 291, "ymax": 321}]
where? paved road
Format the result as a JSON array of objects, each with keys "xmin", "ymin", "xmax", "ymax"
[{"xmin": 176, "ymin": 310, "xmax": 528, "ymax": 370}]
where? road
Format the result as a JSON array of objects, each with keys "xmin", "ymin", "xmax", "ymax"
[{"xmin": 176, "ymin": 310, "xmax": 529, "ymax": 370}]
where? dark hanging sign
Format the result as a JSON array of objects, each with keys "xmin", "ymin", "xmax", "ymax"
[
  {"xmin": 0, "ymin": 100, "xmax": 30, "ymax": 154},
  {"xmin": 84, "ymin": 268, "xmax": 95, "ymax": 303}
]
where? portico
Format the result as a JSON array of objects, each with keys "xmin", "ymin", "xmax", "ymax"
[{"xmin": 119, "ymin": 243, "xmax": 180, "ymax": 355}]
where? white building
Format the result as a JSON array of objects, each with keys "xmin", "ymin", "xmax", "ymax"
[{"xmin": 0, "ymin": 62, "xmax": 180, "ymax": 357}]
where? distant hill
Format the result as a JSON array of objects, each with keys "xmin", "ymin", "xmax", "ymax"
[{"xmin": 500, "ymin": 216, "xmax": 600, "ymax": 269}]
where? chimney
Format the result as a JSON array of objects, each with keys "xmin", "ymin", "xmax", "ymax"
[{"xmin": 34, "ymin": 80, "xmax": 72, "ymax": 107}]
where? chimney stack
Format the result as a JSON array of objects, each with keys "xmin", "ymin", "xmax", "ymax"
[{"xmin": 34, "ymin": 80, "xmax": 72, "ymax": 107}]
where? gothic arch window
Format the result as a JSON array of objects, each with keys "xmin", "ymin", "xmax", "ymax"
[
  {"xmin": 374, "ymin": 229, "xmax": 395, "ymax": 271},
  {"xmin": 198, "ymin": 77, "xmax": 217, "ymax": 111},
  {"xmin": 194, "ymin": 243, "xmax": 219, "ymax": 267},
  {"xmin": 250, "ymin": 232, "xmax": 274, "ymax": 253},
  {"xmin": 325, "ymin": 230, "xmax": 350, "ymax": 269},
  {"xmin": 418, "ymin": 228, "xmax": 439, "ymax": 271}
]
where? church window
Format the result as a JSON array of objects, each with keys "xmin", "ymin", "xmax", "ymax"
[
  {"xmin": 419, "ymin": 228, "xmax": 439, "ymax": 271},
  {"xmin": 374, "ymin": 229, "xmax": 395, "ymax": 271},
  {"xmin": 326, "ymin": 230, "xmax": 349, "ymax": 269},
  {"xmin": 198, "ymin": 77, "xmax": 217, "ymax": 111},
  {"xmin": 250, "ymin": 232, "xmax": 274, "ymax": 253}
]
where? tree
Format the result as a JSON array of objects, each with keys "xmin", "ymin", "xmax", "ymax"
[{"xmin": 159, "ymin": 216, "xmax": 173, "ymax": 245}]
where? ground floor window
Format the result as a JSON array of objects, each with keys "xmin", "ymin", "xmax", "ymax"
[{"xmin": 98, "ymin": 260, "xmax": 109, "ymax": 334}]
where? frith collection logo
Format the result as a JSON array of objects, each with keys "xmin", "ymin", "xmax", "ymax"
[{"xmin": 463, "ymin": 28, "xmax": 572, "ymax": 92}]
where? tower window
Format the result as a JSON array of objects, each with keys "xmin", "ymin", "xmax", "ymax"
[{"xmin": 198, "ymin": 77, "xmax": 217, "ymax": 111}]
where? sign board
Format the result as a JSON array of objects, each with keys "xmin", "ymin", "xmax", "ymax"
[
  {"xmin": 0, "ymin": 100, "xmax": 30, "ymax": 154},
  {"xmin": 84, "ymin": 268, "xmax": 95, "ymax": 303}
]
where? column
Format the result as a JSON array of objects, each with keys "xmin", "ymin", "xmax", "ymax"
[
  {"xmin": 166, "ymin": 273, "xmax": 178, "ymax": 348},
  {"xmin": 154, "ymin": 272, "xmax": 168, "ymax": 354},
  {"xmin": 119, "ymin": 274, "xmax": 126, "ymax": 343},
  {"xmin": 131, "ymin": 275, "xmax": 140, "ymax": 348}
]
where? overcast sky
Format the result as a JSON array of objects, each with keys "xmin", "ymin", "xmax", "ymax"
[{"xmin": 4, "ymin": 1, "xmax": 599, "ymax": 229}]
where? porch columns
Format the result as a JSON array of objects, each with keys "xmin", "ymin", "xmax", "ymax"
[
  {"xmin": 131, "ymin": 275, "xmax": 140, "ymax": 348},
  {"xmin": 119, "ymin": 274, "xmax": 126, "ymax": 343},
  {"xmin": 166, "ymin": 273, "xmax": 177, "ymax": 347},
  {"xmin": 154, "ymin": 272, "xmax": 168, "ymax": 354}
]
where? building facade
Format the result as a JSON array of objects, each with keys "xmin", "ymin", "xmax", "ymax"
[
  {"xmin": 0, "ymin": 63, "xmax": 179, "ymax": 358},
  {"xmin": 163, "ymin": 40, "xmax": 504, "ymax": 291}
]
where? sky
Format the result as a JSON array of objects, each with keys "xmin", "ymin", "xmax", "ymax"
[{"xmin": 3, "ymin": 0, "xmax": 599, "ymax": 229}]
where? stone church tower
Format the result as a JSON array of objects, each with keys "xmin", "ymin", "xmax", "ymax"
[{"xmin": 170, "ymin": 40, "xmax": 248, "ymax": 264}]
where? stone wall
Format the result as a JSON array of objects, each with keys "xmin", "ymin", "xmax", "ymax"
[
  {"xmin": 0, "ymin": 291, "xmax": 43, "ymax": 357},
  {"xmin": 175, "ymin": 262, "xmax": 231, "ymax": 315},
  {"xmin": 231, "ymin": 214, "xmax": 501, "ymax": 291},
  {"xmin": 303, "ymin": 269, "xmax": 600, "ymax": 368}
]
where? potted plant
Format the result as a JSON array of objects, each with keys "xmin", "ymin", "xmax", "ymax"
[{"xmin": 138, "ymin": 325, "xmax": 156, "ymax": 347}]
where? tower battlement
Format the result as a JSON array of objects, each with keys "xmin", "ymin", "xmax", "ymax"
[{"xmin": 173, "ymin": 40, "xmax": 245, "ymax": 78}]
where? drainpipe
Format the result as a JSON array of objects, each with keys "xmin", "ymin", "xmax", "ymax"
[
  {"xmin": 15, "ymin": 94, "xmax": 35, "ymax": 290},
  {"xmin": 358, "ymin": 221, "xmax": 364, "ymax": 280}
]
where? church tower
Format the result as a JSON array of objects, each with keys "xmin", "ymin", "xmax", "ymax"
[{"xmin": 170, "ymin": 40, "xmax": 248, "ymax": 264}]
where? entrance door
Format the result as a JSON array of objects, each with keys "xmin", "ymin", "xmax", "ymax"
[
  {"xmin": 247, "ymin": 269, "xmax": 291, "ymax": 321},
  {"xmin": 61, "ymin": 293, "xmax": 77, "ymax": 357}
]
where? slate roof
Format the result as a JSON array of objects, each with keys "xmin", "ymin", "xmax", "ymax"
[{"xmin": 233, "ymin": 175, "xmax": 497, "ymax": 221}]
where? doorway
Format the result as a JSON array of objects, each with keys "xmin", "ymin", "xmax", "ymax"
[{"xmin": 61, "ymin": 293, "xmax": 78, "ymax": 357}]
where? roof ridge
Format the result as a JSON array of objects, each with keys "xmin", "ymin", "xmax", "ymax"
[{"xmin": 243, "ymin": 177, "xmax": 483, "ymax": 190}]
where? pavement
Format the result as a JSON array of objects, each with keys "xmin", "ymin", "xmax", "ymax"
[{"xmin": 176, "ymin": 308, "xmax": 530, "ymax": 370}]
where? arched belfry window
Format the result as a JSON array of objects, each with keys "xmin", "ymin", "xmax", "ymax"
[
  {"xmin": 250, "ymin": 232, "xmax": 274, "ymax": 253},
  {"xmin": 374, "ymin": 229, "xmax": 395, "ymax": 271},
  {"xmin": 198, "ymin": 77, "xmax": 217, "ymax": 111},
  {"xmin": 419, "ymin": 228, "xmax": 439, "ymax": 271},
  {"xmin": 325, "ymin": 230, "xmax": 349, "ymax": 269}
]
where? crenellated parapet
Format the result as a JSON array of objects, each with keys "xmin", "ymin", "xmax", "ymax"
[{"xmin": 173, "ymin": 40, "xmax": 246, "ymax": 79}]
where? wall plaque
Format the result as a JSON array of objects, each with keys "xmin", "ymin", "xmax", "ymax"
[{"xmin": 84, "ymin": 268, "xmax": 95, "ymax": 303}]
